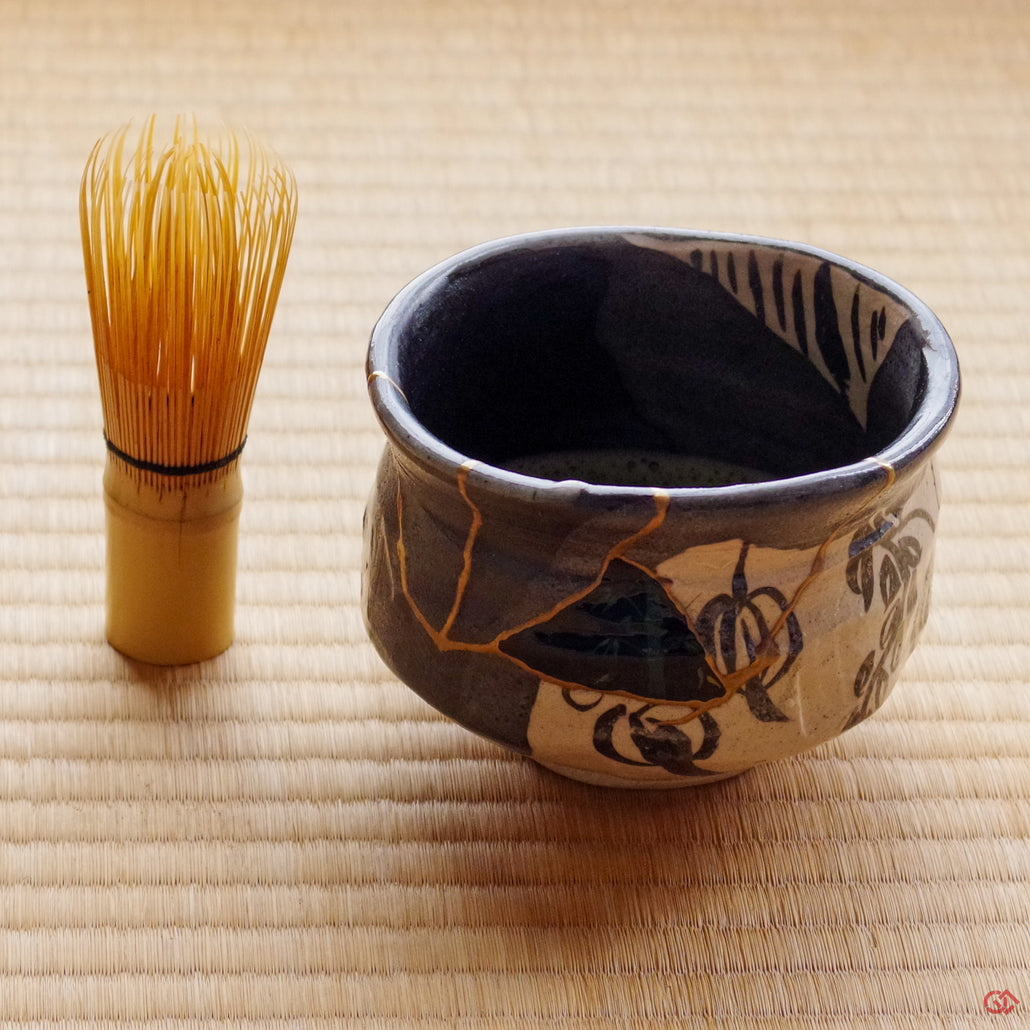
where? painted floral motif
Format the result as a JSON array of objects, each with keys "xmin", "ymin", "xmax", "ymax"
[
  {"xmin": 389, "ymin": 457, "xmax": 938, "ymax": 784},
  {"xmin": 546, "ymin": 540, "xmax": 805, "ymax": 777},
  {"xmin": 844, "ymin": 504, "xmax": 936, "ymax": 728},
  {"xmin": 366, "ymin": 232, "xmax": 955, "ymax": 786},
  {"xmin": 539, "ymin": 539, "xmax": 803, "ymax": 778},
  {"xmin": 502, "ymin": 556, "xmax": 723, "ymax": 704},
  {"xmin": 560, "ymin": 691, "xmax": 722, "ymax": 778},
  {"xmin": 693, "ymin": 542, "xmax": 803, "ymax": 723}
]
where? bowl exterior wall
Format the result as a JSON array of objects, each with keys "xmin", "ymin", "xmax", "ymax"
[
  {"xmin": 363, "ymin": 445, "xmax": 941, "ymax": 786},
  {"xmin": 363, "ymin": 228, "xmax": 958, "ymax": 787}
]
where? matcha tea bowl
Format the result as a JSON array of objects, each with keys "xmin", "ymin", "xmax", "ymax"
[{"xmin": 362, "ymin": 228, "xmax": 960, "ymax": 787}]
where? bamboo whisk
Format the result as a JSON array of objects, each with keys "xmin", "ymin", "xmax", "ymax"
[{"xmin": 80, "ymin": 117, "xmax": 297, "ymax": 664}]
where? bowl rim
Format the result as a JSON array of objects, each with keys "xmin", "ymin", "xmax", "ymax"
[{"xmin": 367, "ymin": 226, "xmax": 960, "ymax": 508}]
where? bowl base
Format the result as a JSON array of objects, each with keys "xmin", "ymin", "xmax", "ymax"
[{"xmin": 533, "ymin": 758, "xmax": 747, "ymax": 789}]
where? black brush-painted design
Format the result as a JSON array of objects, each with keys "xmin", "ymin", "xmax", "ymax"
[
  {"xmin": 813, "ymin": 260, "xmax": 851, "ymax": 395},
  {"xmin": 693, "ymin": 542, "xmax": 802, "ymax": 724},
  {"xmin": 503, "ymin": 558, "xmax": 723, "ymax": 704},
  {"xmin": 552, "ymin": 541, "xmax": 805, "ymax": 776},
  {"xmin": 563, "ymin": 691, "xmax": 722, "ymax": 778},
  {"xmin": 845, "ymin": 506, "xmax": 936, "ymax": 727},
  {"xmin": 679, "ymin": 244, "xmax": 896, "ymax": 424}
]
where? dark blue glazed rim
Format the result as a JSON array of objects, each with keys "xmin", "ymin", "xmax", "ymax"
[{"xmin": 367, "ymin": 227, "xmax": 960, "ymax": 508}]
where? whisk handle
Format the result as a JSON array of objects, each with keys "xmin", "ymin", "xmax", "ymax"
[{"xmin": 103, "ymin": 459, "xmax": 244, "ymax": 665}]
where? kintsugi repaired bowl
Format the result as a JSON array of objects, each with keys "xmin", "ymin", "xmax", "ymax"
[{"xmin": 362, "ymin": 228, "xmax": 960, "ymax": 787}]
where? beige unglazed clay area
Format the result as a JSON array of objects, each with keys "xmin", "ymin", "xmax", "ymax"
[{"xmin": 526, "ymin": 464, "xmax": 941, "ymax": 786}]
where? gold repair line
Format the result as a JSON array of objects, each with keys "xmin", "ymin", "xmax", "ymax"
[
  {"xmin": 394, "ymin": 482, "xmax": 444, "ymax": 645},
  {"xmin": 394, "ymin": 474, "xmax": 496, "ymax": 656},
  {"xmin": 395, "ymin": 481, "xmax": 677, "ymax": 682},
  {"xmin": 495, "ymin": 654, "xmax": 610, "ymax": 695},
  {"xmin": 618, "ymin": 555, "xmax": 714, "ymax": 662},
  {"xmin": 600, "ymin": 550, "xmax": 761, "ymax": 725},
  {"xmin": 661, "ymin": 457, "xmax": 900, "ymax": 727},
  {"xmin": 396, "ymin": 455, "xmax": 905, "ymax": 726},
  {"xmin": 368, "ymin": 369, "xmax": 409, "ymax": 404},
  {"xmin": 440, "ymin": 461, "xmax": 483, "ymax": 638},
  {"xmin": 501, "ymin": 548, "xmax": 744, "ymax": 713},
  {"xmin": 506, "ymin": 460, "xmax": 902, "ymax": 724},
  {"xmin": 660, "ymin": 530, "xmax": 836, "ymax": 726},
  {"xmin": 871, "ymin": 456, "xmax": 896, "ymax": 490},
  {"xmin": 490, "ymin": 491, "xmax": 671, "ymax": 648},
  {"xmin": 396, "ymin": 477, "xmax": 618, "ymax": 685}
]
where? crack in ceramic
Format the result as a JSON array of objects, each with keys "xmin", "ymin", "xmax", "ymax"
[{"xmin": 363, "ymin": 228, "xmax": 959, "ymax": 786}]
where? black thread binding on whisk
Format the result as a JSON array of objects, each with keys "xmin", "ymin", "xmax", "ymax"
[{"xmin": 104, "ymin": 434, "xmax": 247, "ymax": 477}]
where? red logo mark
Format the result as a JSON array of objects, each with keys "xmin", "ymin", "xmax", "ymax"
[{"xmin": 984, "ymin": 990, "xmax": 1021, "ymax": 1015}]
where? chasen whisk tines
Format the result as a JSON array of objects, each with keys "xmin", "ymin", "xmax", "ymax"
[{"xmin": 80, "ymin": 116, "xmax": 297, "ymax": 664}]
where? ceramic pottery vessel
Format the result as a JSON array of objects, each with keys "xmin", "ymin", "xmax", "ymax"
[{"xmin": 363, "ymin": 228, "xmax": 960, "ymax": 787}]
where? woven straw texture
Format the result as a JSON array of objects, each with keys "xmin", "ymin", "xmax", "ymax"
[{"xmin": 1, "ymin": 0, "xmax": 1028, "ymax": 1025}]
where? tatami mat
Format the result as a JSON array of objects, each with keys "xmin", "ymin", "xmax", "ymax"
[{"xmin": 1, "ymin": 0, "xmax": 1028, "ymax": 1025}]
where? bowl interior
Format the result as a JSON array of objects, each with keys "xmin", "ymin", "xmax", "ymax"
[{"xmin": 391, "ymin": 233, "xmax": 937, "ymax": 487}]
